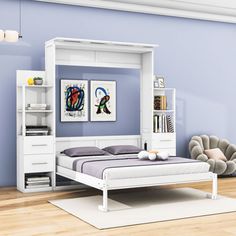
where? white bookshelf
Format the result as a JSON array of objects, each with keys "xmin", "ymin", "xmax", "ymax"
[
  {"xmin": 16, "ymin": 70, "xmax": 55, "ymax": 193},
  {"xmin": 152, "ymin": 87, "xmax": 176, "ymax": 155}
]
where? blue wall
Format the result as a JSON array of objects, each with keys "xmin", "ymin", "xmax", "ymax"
[
  {"xmin": 1, "ymin": 0, "xmax": 236, "ymax": 186},
  {"xmin": 56, "ymin": 66, "xmax": 140, "ymax": 136}
]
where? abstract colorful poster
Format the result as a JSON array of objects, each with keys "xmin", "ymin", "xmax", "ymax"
[
  {"xmin": 90, "ymin": 81, "xmax": 116, "ymax": 121},
  {"xmin": 61, "ymin": 80, "xmax": 88, "ymax": 122}
]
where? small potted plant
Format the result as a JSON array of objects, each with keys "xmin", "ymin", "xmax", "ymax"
[{"xmin": 33, "ymin": 77, "xmax": 43, "ymax": 85}]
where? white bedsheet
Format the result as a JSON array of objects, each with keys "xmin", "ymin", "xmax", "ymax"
[{"xmin": 56, "ymin": 153, "xmax": 210, "ymax": 180}]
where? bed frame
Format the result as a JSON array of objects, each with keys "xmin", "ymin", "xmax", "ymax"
[{"xmin": 56, "ymin": 135, "xmax": 218, "ymax": 212}]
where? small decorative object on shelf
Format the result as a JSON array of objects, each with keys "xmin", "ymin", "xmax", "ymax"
[
  {"xmin": 27, "ymin": 77, "xmax": 34, "ymax": 85},
  {"xmin": 153, "ymin": 75, "xmax": 165, "ymax": 88},
  {"xmin": 33, "ymin": 77, "xmax": 43, "ymax": 85},
  {"xmin": 153, "ymin": 76, "xmax": 159, "ymax": 88},
  {"xmin": 157, "ymin": 77, "xmax": 165, "ymax": 88},
  {"xmin": 27, "ymin": 104, "xmax": 47, "ymax": 110}
]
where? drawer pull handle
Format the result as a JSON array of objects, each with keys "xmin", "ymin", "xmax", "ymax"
[
  {"xmin": 160, "ymin": 140, "xmax": 172, "ymax": 142},
  {"xmin": 32, "ymin": 144, "xmax": 47, "ymax": 147},
  {"xmin": 32, "ymin": 162, "xmax": 48, "ymax": 165}
]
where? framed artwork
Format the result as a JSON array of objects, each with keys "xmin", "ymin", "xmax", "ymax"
[
  {"xmin": 60, "ymin": 79, "xmax": 88, "ymax": 122},
  {"xmin": 158, "ymin": 77, "xmax": 165, "ymax": 88},
  {"xmin": 90, "ymin": 80, "xmax": 116, "ymax": 122},
  {"xmin": 154, "ymin": 76, "xmax": 165, "ymax": 88},
  {"xmin": 153, "ymin": 76, "xmax": 159, "ymax": 88}
]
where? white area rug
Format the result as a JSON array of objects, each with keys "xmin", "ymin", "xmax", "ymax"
[{"xmin": 50, "ymin": 188, "xmax": 236, "ymax": 229}]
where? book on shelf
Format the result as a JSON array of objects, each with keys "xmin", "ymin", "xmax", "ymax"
[
  {"xmin": 167, "ymin": 115, "xmax": 174, "ymax": 133},
  {"xmin": 154, "ymin": 96, "xmax": 167, "ymax": 110},
  {"xmin": 26, "ymin": 184, "xmax": 50, "ymax": 189},
  {"xmin": 25, "ymin": 176, "xmax": 51, "ymax": 189},
  {"xmin": 153, "ymin": 114, "xmax": 174, "ymax": 133},
  {"xmin": 26, "ymin": 180, "xmax": 50, "ymax": 185},
  {"xmin": 153, "ymin": 115, "xmax": 158, "ymax": 133},
  {"xmin": 25, "ymin": 125, "xmax": 50, "ymax": 136},
  {"xmin": 26, "ymin": 176, "xmax": 50, "ymax": 182}
]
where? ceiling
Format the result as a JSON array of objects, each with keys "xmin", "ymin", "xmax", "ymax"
[{"xmin": 34, "ymin": 0, "xmax": 236, "ymax": 23}]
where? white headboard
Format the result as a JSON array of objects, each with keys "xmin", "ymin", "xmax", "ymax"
[{"xmin": 56, "ymin": 135, "xmax": 141, "ymax": 153}]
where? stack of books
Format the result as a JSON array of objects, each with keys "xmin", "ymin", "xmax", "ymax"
[
  {"xmin": 25, "ymin": 176, "xmax": 50, "ymax": 189},
  {"xmin": 153, "ymin": 114, "xmax": 174, "ymax": 133},
  {"xmin": 26, "ymin": 104, "xmax": 47, "ymax": 110},
  {"xmin": 26, "ymin": 125, "xmax": 50, "ymax": 136},
  {"xmin": 154, "ymin": 96, "xmax": 167, "ymax": 110}
]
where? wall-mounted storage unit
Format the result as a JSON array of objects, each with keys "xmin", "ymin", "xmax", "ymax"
[
  {"xmin": 45, "ymin": 38, "xmax": 158, "ymax": 189},
  {"xmin": 16, "ymin": 70, "xmax": 55, "ymax": 192},
  {"xmin": 17, "ymin": 38, "xmax": 176, "ymax": 192},
  {"xmin": 152, "ymin": 88, "xmax": 176, "ymax": 155}
]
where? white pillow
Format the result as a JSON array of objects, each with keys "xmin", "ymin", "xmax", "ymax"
[
  {"xmin": 138, "ymin": 151, "xmax": 149, "ymax": 160},
  {"xmin": 148, "ymin": 153, "xmax": 157, "ymax": 161},
  {"xmin": 156, "ymin": 152, "xmax": 169, "ymax": 160}
]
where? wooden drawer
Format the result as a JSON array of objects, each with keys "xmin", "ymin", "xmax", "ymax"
[
  {"xmin": 152, "ymin": 133, "xmax": 176, "ymax": 149},
  {"xmin": 24, "ymin": 136, "xmax": 54, "ymax": 154},
  {"xmin": 24, "ymin": 154, "xmax": 54, "ymax": 173}
]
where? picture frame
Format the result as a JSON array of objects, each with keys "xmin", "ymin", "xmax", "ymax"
[
  {"xmin": 153, "ymin": 76, "xmax": 159, "ymax": 88},
  {"xmin": 157, "ymin": 77, "xmax": 165, "ymax": 88},
  {"xmin": 60, "ymin": 79, "xmax": 88, "ymax": 122},
  {"xmin": 90, "ymin": 80, "xmax": 116, "ymax": 122}
]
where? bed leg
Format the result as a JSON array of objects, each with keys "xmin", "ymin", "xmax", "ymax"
[
  {"xmin": 98, "ymin": 188, "xmax": 108, "ymax": 212},
  {"xmin": 211, "ymin": 173, "xmax": 218, "ymax": 200}
]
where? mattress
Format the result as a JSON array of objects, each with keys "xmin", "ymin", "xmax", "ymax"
[{"xmin": 56, "ymin": 153, "xmax": 210, "ymax": 180}]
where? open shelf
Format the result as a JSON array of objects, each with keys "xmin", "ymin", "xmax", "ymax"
[
  {"xmin": 154, "ymin": 110, "xmax": 174, "ymax": 113},
  {"xmin": 18, "ymin": 109, "xmax": 53, "ymax": 113},
  {"xmin": 17, "ymin": 85, "xmax": 53, "ymax": 88},
  {"xmin": 153, "ymin": 132, "xmax": 176, "ymax": 135},
  {"xmin": 154, "ymin": 88, "xmax": 175, "ymax": 91},
  {"xmin": 23, "ymin": 186, "xmax": 53, "ymax": 193}
]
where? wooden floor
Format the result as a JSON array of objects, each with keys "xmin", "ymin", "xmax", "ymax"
[{"xmin": 1, "ymin": 178, "xmax": 236, "ymax": 236}]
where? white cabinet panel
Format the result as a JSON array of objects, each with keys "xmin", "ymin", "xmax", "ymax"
[
  {"xmin": 24, "ymin": 154, "xmax": 54, "ymax": 173},
  {"xmin": 152, "ymin": 133, "xmax": 176, "ymax": 149},
  {"xmin": 96, "ymin": 51, "xmax": 141, "ymax": 66},
  {"xmin": 24, "ymin": 136, "xmax": 54, "ymax": 154},
  {"xmin": 56, "ymin": 49, "xmax": 95, "ymax": 65}
]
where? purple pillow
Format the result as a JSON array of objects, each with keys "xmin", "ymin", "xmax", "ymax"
[
  {"xmin": 103, "ymin": 145, "xmax": 142, "ymax": 155},
  {"xmin": 62, "ymin": 146, "xmax": 106, "ymax": 157}
]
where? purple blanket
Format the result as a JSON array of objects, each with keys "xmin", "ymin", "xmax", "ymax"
[{"xmin": 72, "ymin": 156, "xmax": 200, "ymax": 179}]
